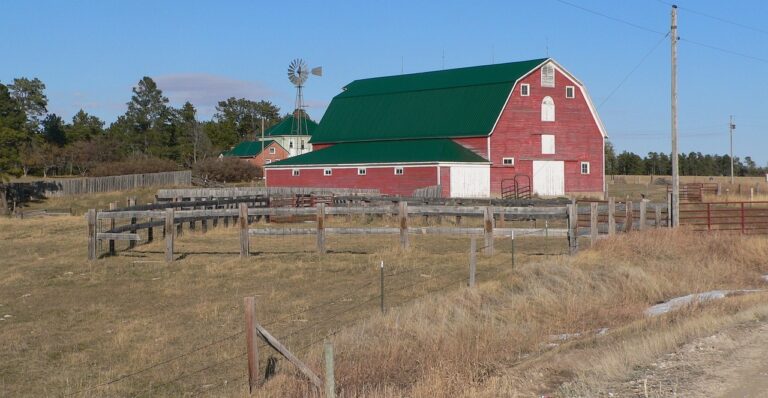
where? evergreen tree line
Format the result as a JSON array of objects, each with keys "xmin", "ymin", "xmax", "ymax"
[
  {"xmin": 604, "ymin": 141, "xmax": 768, "ymax": 177},
  {"xmin": 0, "ymin": 76, "xmax": 292, "ymax": 179}
]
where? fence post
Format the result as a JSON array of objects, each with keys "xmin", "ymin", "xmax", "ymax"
[
  {"xmin": 484, "ymin": 206, "xmax": 493, "ymax": 255},
  {"xmin": 175, "ymin": 197, "xmax": 183, "ymax": 236},
  {"xmin": 469, "ymin": 237, "xmax": 477, "ymax": 288},
  {"xmin": 707, "ymin": 203, "xmax": 712, "ymax": 231},
  {"xmin": 240, "ymin": 203, "xmax": 250, "ymax": 257},
  {"xmin": 667, "ymin": 192, "xmax": 673, "ymax": 228},
  {"xmin": 317, "ymin": 203, "xmax": 326, "ymax": 254},
  {"xmin": 244, "ymin": 296, "xmax": 260, "ymax": 393},
  {"xmin": 108, "ymin": 202, "xmax": 116, "ymax": 255},
  {"xmin": 379, "ymin": 261, "xmax": 385, "ymax": 314},
  {"xmin": 607, "ymin": 197, "xmax": 615, "ymax": 235},
  {"xmin": 399, "ymin": 201, "xmax": 409, "ymax": 250},
  {"xmin": 625, "ymin": 201, "xmax": 633, "ymax": 232},
  {"xmin": 639, "ymin": 200, "xmax": 647, "ymax": 230},
  {"xmin": 751, "ymin": 187, "xmax": 754, "ymax": 201},
  {"xmin": 510, "ymin": 232, "xmax": 515, "ymax": 267},
  {"xmin": 201, "ymin": 199, "xmax": 208, "ymax": 233},
  {"xmin": 324, "ymin": 342, "xmax": 335, "ymax": 398},
  {"xmin": 590, "ymin": 202, "xmax": 598, "ymax": 241},
  {"xmin": 128, "ymin": 197, "xmax": 137, "ymax": 249},
  {"xmin": 147, "ymin": 206, "xmax": 154, "ymax": 243},
  {"xmin": 567, "ymin": 203, "xmax": 578, "ymax": 255},
  {"xmin": 165, "ymin": 208, "xmax": 174, "ymax": 262},
  {"xmin": 87, "ymin": 209, "xmax": 97, "ymax": 260}
]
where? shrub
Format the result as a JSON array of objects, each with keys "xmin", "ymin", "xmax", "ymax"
[
  {"xmin": 88, "ymin": 156, "xmax": 181, "ymax": 177},
  {"xmin": 192, "ymin": 157, "xmax": 261, "ymax": 183}
]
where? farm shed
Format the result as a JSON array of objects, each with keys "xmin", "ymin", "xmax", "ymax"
[
  {"xmin": 221, "ymin": 140, "xmax": 288, "ymax": 167},
  {"xmin": 265, "ymin": 58, "xmax": 606, "ymax": 198}
]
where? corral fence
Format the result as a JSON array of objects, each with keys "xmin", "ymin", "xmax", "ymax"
[{"xmin": 679, "ymin": 201, "xmax": 768, "ymax": 234}]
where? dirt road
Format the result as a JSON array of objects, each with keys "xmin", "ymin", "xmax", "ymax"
[{"xmin": 604, "ymin": 320, "xmax": 768, "ymax": 397}]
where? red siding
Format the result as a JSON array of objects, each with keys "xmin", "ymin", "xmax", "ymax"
[
  {"xmin": 312, "ymin": 143, "xmax": 333, "ymax": 151},
  {"xmin": 266, "ymin": 165, "xmax": 439, "ymax": 196},
  {"xmin": 452, "ymin": 136, "xmax": 488, "ymax": 159},
  {"xmin": 245, "ymin": 141, "xmax": 289, "ymax": 168},
  {"xmin": 487, "ymin": 65, "xmax": 604, "ymax": 196}
]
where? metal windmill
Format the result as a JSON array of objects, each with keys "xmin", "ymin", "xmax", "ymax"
[{"xmin": 287, "ymin": 59, "xmax": 322, "ymax": 141}]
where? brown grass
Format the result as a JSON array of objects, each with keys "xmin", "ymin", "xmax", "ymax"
[
  {"xmin": 261, "ymin": 230, "xmax": 768, "ymax": 397},
  {"xmin": 2, "ymin": 206, "xmax": 767, "ymax": 397}
]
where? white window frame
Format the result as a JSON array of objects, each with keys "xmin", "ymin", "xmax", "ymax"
[
  {"xmin": 541, "ymin": 134, "xmax": 555, "ymax": 154},
  {"xmin": 502, "ymin": 157, "xmax": 515, "ymax": 166},
  {"xmin": 566, "ymin": 86, "xmax": 575, "ymax": 99},
  {"xmin": 394, "ymin": 167, "xmax": 404, "ymax": 175},
  {"xmin": 541, "ymin": 96, "xmax": 555, "ymax": 122},
  {"xmin": 268, "ymin": 147, "xmax": 276, "ymax": 154},
  {"xmin": 581, "ymin": 161, "xmax": 590, "ymax": 175},
  {"xmin": 520, "ymin": 83, "xmax": 530, "ymax": 97},
  {"xmin": 265, "ymin": 159, "xmax": 272, "ymax": 164},
  {"xmin": 323, "ymin": 168, "xmax": 332, "ymax": 176},
  {"xmin": 357, "ymin": 168, "xmax": 367, "ymax": 176},
  {"xmin": 291, "ymin": 169, "xmax": 300, "ymax": 176},
  {"xmin": 541, "ymin": 63, "xmax": 555, "ymax": 87}
]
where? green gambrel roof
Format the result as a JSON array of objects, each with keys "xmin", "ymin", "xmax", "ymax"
[
  {"xmin": 310, "ymin": 58, "xmax": 548, "ymax": 144},
  {"xmin": 222, "ymin": 140, "xmax": 277, "ymax": 157},
  {"xmin": 266, "ymin": 138, "xmax": 488, "ymax": 167},
  {"xmin": 264, "ymin": 115, "xmax": 318, "ymax": 137}
]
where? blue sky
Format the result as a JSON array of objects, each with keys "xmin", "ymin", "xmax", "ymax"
[{"xmin": 1, "ymin": 0, "xmax": 766, "ymax": 164}]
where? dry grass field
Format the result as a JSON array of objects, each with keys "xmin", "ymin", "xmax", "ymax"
[{"xmin": 2, "ymin": 191, "xmax": 768, "ymax": 397}]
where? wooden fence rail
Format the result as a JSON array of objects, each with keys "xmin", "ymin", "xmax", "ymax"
[{"xmin": 14, "ymin": 170, "xmax": 191, "ymax": 198}]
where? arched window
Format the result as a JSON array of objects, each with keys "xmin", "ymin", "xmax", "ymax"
[{"xmin": 541, "ymin": 96, "xmax": 555, "ymax": 122}]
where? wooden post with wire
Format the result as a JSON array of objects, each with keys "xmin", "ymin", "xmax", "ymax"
[
  {"xmin": 590, "ymin": 202, "xmax": 598, "ymax": 241},
  {"xmin": 317, "ymin": 203, "xmax": 326, "ymax": 254},
  {"xmin": 483, "ymin": 206, "xmax": 493, "ymax": 255},
  {"xmin": 175, "ymin": 196, "xmax": 183, "ymax": 236},
  {"xmin": 639, "ymin": 200, "xmax": 648, "ymax": 230},
  {"xmin": 108, "ymin": 202, "xmax": 117, "ymax": 255},
  {"xmin": 87, "ymin": 209, "xmax": 97, "ymax": 261},
  {"xmin": 324, "ymin": 342, "xmax": 335, "ymax": 398},
  {"xmin": 469, "ymin": 237, "xmax": 477, "ymax": 288},
  {"xmin": 510, "ymin": 232, "xmax": 515, "ymax": 267},
  {"xmin": 625, "ymin": 201, "xmax": 634, "ymax": 232},
  {"xmin": 607, "ymin": 197, "xmax": 616, "ymax": 235},
  {"xmin": 379, "ymin": 261, "xmax": 385, "ymax": 314},
  {"xmin": 240, "ymin": 203, "xmax": 249, "ymax": 257},
  {"xmin": 399, "ymin": 201, "xmax": 409, "ymax": 250},
  {"xmin": 165, "ymin": 208, "xmax": 174, "ymax": 262},
  {"xmin": 244, "ymin": 296, "xmax": 260, "ymax": 393},
  {"xmin": 567, "ymin": 203, "xmax": 578, "ymax": 255},
  {"xmin": 128, "ymin": 197, "xmax": 137, "ymax": 249}
]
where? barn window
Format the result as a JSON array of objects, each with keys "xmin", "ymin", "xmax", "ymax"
[
  {"xmin": 300, "ymin": 140, "xmax": 305, "ymax": 150},
  {"xmin": 289, "ymin": 141, "xmax": 294, "ymax": 149},
  {"xmin": 541, "ymin": 134, "xmax": 555, "ymax": 154},
  {"xmin": 520, "ymin": 84, "xmax": 530, "ymax": 96},
  {"xmin": 269, "ymin": 147, "xmax": 276, "ymax": 154},
  {"xmin": 566, "ymin": 86, "xmax": 575, "ymax": 99},
  {"xmin": 502, "ymin": 157, "xmax": 515, "ymax": 166},
  {"xmin": 265, "ymin": 159, "xmax": 272, "ymax": 164},
  {"xmin": 394, "ymin": 167, "xmax": 404, "ymax": 175},
  {"xmin": 324, "ymin": 168, "xmax": 332, "ymax": 176},
  {"xmin": 357, "ymin": 168, "xmax": 367, "ymax": 176},
  {"xmin": 541, "ymin": 63, "xmax": 555, "ymax": 87},
  {"xmin": 581, "ymin": 162, "xmax": 590, "ymax": 175},
  {"xmin": 291, "ymin": 169, "xmax": 300, "ymax": 176},
  {"xmin": 541, "ymin": 96, "xmax": 555, "ymax": 122}
]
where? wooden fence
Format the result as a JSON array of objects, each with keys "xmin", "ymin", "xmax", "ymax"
[
  {"xmin": 10, "ymin": 170, "xmax": 191, "ymax": 199},
  {"xmin": 87, "ymin": 201, "xmax": 570, "ymax": 261},
  {"xmin": 156, "ymin": 187, "xmax": 379, "ymax": 201}
]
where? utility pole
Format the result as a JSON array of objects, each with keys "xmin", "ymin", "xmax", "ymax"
[
  {"xmin": 729, "ymin": 115, "xmax": 735, "ymax": 184},
  {"xmin": 671, "ymin": 5, "xmax": 680, "ymax": 227}
]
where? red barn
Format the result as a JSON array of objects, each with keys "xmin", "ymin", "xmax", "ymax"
[{"xmin": 265, "ymin": 58, "xmax": 606, "ymax": 198}]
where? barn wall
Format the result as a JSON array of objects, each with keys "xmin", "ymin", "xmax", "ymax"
[
  {"xmin": 452, "ymin": 136, "xmax": 488, "ymax": 159},
  {"xmin": 488, "ymin": 64, "xmax": 604, "ymax": 197},
  {"xmin": 266, "ymin": 165, "xmax": 439, "ymax": 196}
]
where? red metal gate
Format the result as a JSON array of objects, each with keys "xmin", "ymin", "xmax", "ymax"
[{"xmin": 679, "ymin": 201, "xmax": 768, "ymax": 234}]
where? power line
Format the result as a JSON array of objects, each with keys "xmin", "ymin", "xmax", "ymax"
[
  {"xmin": 681, "ymin": 38, "xmax": 768, "ymax": 64},
  {"xmin": 553, "ymin": 0, "xmax": 667, "ymax": 35},
  {"xmin": 655, "ymin": 0, "xmax": 768, "ymax": 35},
  {"xmin": 599, "ymin": 32, "xmax": 670, "ymax": 108}
]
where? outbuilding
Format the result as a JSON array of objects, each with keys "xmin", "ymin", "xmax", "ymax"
[{"xmin": 265, "ymin": 58, "xmax": 606, "ymax": 198}]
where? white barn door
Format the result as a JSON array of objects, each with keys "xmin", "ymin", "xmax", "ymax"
[
  {"xmin": 449, "ymin": 165, "xmax": 490, "ymax": 198},
  {"xmin": 532, "ymin": 160, "xmax": 564, "ymax": 196}
]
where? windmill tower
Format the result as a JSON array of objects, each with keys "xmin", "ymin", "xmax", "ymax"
[{"xmin": 287, "ymin": 58, "xmax": 322, "ymax": 156}]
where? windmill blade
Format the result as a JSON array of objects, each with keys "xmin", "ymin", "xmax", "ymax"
[{"xmin": 311, "ymin": 66, "xmax": 323, "ymax": 77}]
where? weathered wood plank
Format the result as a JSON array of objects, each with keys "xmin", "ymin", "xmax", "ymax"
[
  {"xmin": 97, "ymin": 232, "xmax": 141, "ymax": 241},
  {"xmin": 254, "ymin": 323, "xmax": 323, "ymax": 388}
]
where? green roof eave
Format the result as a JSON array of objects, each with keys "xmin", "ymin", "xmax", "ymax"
[
  {"xmin": 222, "ymin": 140, "xmax": 277, "ymax": 157},
  {"xmin": 264, "ymin": 115, "xmax": 319, "ymax": 137},
  {"xmin": 265, "ymin": 138, "xmax": 488, "ymax": 167}
]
